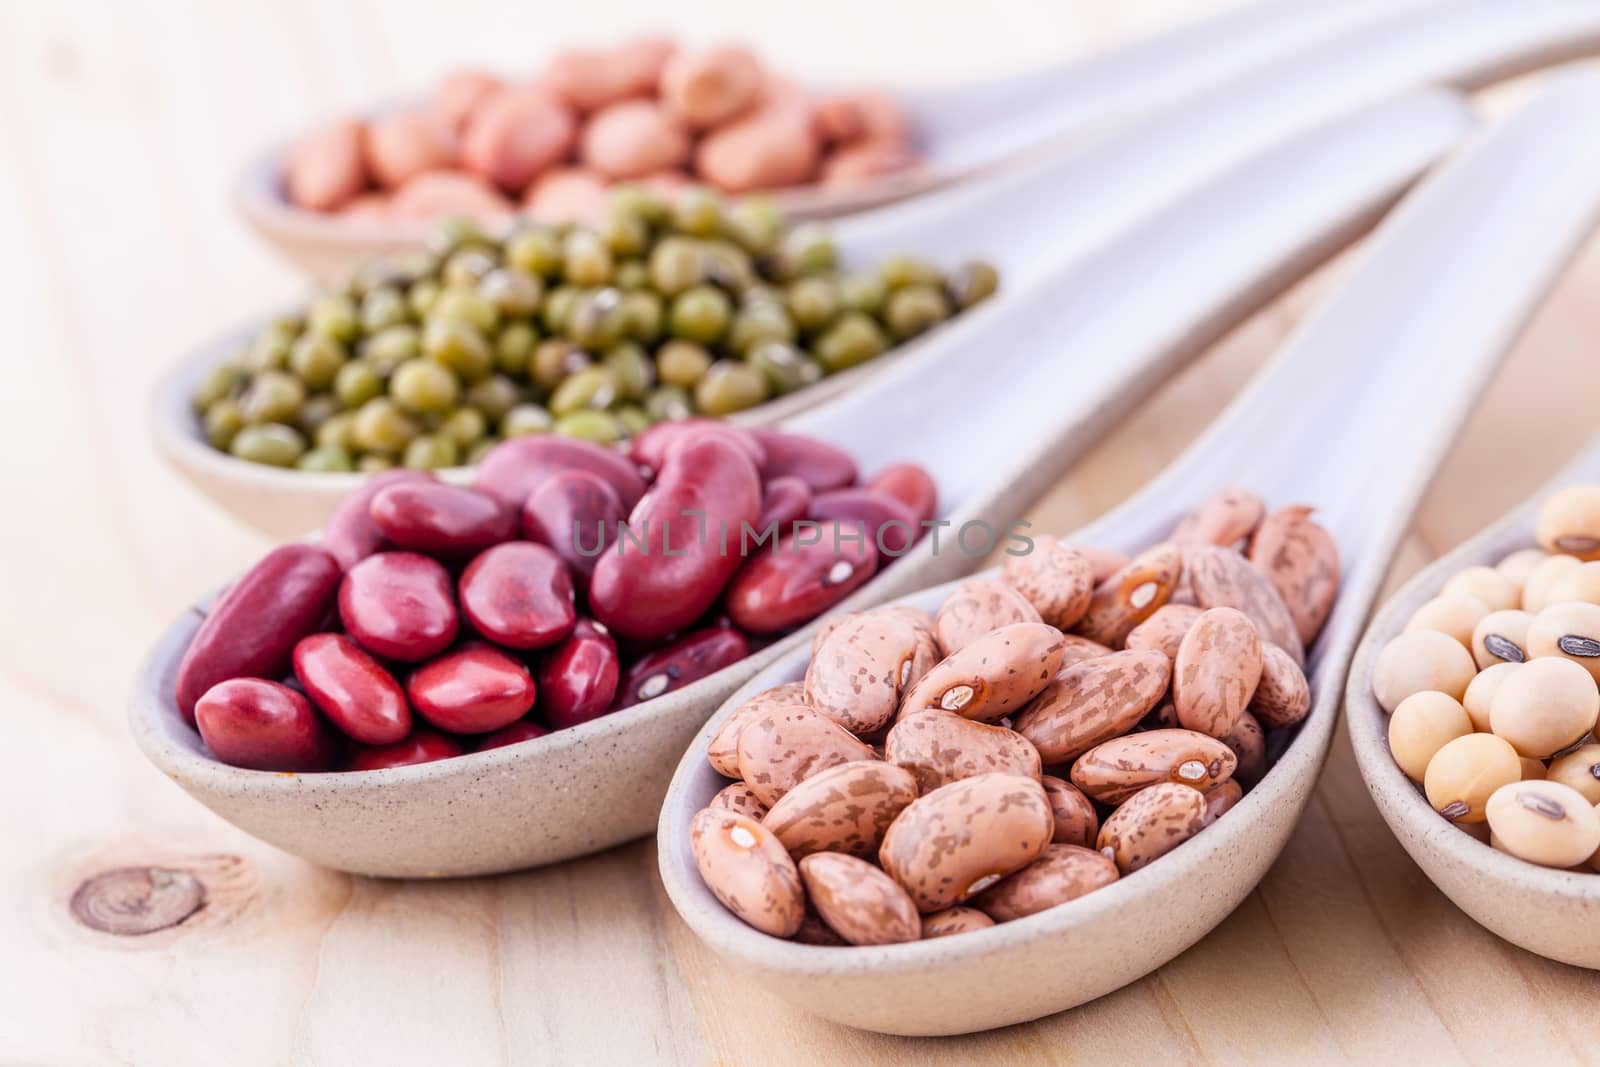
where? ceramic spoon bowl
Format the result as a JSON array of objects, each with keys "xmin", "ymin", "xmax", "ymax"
[{"xmin": 657, "ymin": 72, "xmax": 1600, "ymax": 1035}]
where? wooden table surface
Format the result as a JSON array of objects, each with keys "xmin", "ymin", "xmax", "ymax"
[{"xmin": 7, "ymin": 1, "xmax": 1600, "ymax": 1062}]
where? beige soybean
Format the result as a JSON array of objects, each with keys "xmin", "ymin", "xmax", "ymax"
[
  {"xmin": 1388, "ymin": 691, "xmax": 1472, "ymax": 782},
  {"xmin": 1000, "ymin": 535, "xmax": 1095, "ymax": 630},
  {"xmin": 1488, "ymin": 656, "xmax": 1598, "ymax": 759},
  {"xmin": 707, "ymin": 682, "xmax": 806, "ymax": 777},
  {"xmin": 1013, "ymin": 649, "xmax": 1171, "ymax": 763},
  {"xmin": 1462, "ymin": 661, "xmax": 1519, "ymax": 733},
  {"xmin": 1073, "ymin": 543, "xmax": 1181, "ymax": 648},
  {"xmin": 920, "ymin": 906, "xmax": 995, "ymax": 938},
  {"xmin": 798, "ymin": 852, "xmax": 922, "ymax": 946},
  {"xmin": 971, "ymin": 843, "xmax": 1119, "ymax": 922},
  {"xmin": 1522, "ymin": 553, "xmax": 1582, "ymax": 613},
  {"xmin": 1071, "ymin": 729, "xmax": 1236, "ymax": 804},
  {"xmin": 1546, "ymin": 742, "xmax": 1600, "ymax": 804},
  {"xmin": 1496, "ymin": 547, "xmax": 1548, "ymax": 589},
  {"xmin": 1525, "ymin": 601, "xmax": 1600, "ymax": 684},
  {"xmin": 1441, "ymin": 566, "xmax": 1520, "ymax": 613},
  {"xmin": 690, "ymin": 808, "xmax": 805, "ymax": 937},
  {"xmin": 1220, "ymin": 711, "xmax": 1268, "ymax": 784},
  {"xmin": 1484, "ymin": 780, "xmax": 1600, "ymax": 868},
  {"xmin": 1173, "ymin": 607, "xmax": 1262, "ymax": 739},
  {"xmin": 934, "ymin": 578, "xmax": 1042, "ymax": 656},
  {"xmin": 736, "ymin": 703, "xmax": 877, "ymax": 806},
  {"xmin": 1535, "ymin": 484, "xmax": 1600, "ymax": 561},
  {"xmin": 1250, "ymin": 642, "xmax": 1312, "ymax": 728},
  {"xmin": 1424, "ymin": 733, "xmax": 1521, "ymax": 823},
  {"xmin": 1040, "ymin": 774, "xmax": 1100, "ymax": 848},
  {"xmin": 762, "ymin": 760, "xmax": 918, "ymax": 859},
  {"xmin": 1096, "ymin": 782, "xmax": 1207, "ymax": 875},
  {"xmin": 1123, "ymin": 604, "xmax": 1203, "ymax": 663},
  {"xmin": 1405, "ymin": 594, "xmax": 1490, "ymax": 648},
  {"xmin": 1471, "ymin": 609, "xmax": 1532, "ymax": 669},
  {"xmin": 1372, "ymin": 629, "xmax": 1477, "ymax": 712},
  {"xmin": 1543, "ymin": 560, "xmax": 1600, "ymax": 608},
  {"xmin": 884, "ymin": 709, "xmax": 1041, "ymax": 793},
  {"xmin": 805, "ymin": 612, "xmax": 921, "ymax": 735},
  {"xmin": 898, "ymin": 623, "xmax": 1066, "ymax": 724}
]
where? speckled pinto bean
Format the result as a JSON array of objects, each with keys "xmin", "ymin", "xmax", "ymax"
[
  {"xmin": 1202, "ymin": 779, "xmax": 1244, "ymax": 826},
  {"xmin": 1248, "ymin": 505, "xmax": 1339, "ymax": 647},
  {"xmin": 799, "ymin": 852, "xmax": 922, "ymax": 946},
  {"xmin": 972, "ymin": 843, "xmax": 1120, "ymax": 922},
  {"xmin": 339, "ymin": 551, "xmax": 458, "ymax": 662},
  {"xmin": 1041, "ymin": 775, "xmax": 1100, "ymax": 847},
  {"xmin": 323, "ymin": 470, "xmax": 436, "ymax": 570},
  {"xmin": 755, "ymin": 476, "xmax": 813, "ymax": 537},
  {"xmin": 724, "ymin": 532, "xmax": 879, "ymax": 635},
  {"xmin": 458, "ymin": 541, "xmax": 576, "ymax": 650},
  {"xmin": 736, "ymin": 702, "xmax": 877, "ymax": 807},
  {"xmin": 474, "ymin": 435, "xmax": 647, "ymax": 512},
  {"xmin": 1013, "ymin": 649, "xmax": 1171, "ymax": 763},
  {"xmin": 407, "ymin": 644, "xmax": 536, "ymax": 733},
  {"xmin": 174, "ymin": 544, "xmax": 343, "ymax": 724},
  {"xmin": 866, "ymin": 463, "xmax": 939, "ymax": 527},
  {"xmin": 935, "ymin": 578, "xmax": 1042, "ymax": 655},
  {"xmin": 708, "ymin": 682, "xmax": 807, "ymax": 777},
  {"xmin": 1071, "ymin": 729, "xmax": 1237, "ymax": 805},
  {"xmin": 710, "ymin": 782, "xmax": 770, "ymax": 821},
  {"xmin": 292, "ymin": 633, "xmax": 411, "ymax": 745},
  {"xmin": 1074, "ymin": 543, "xmax": 1181, "ymax": 648},
  {"xmin": 809, "ymin": 489, "xmax": 920, "ymax": 556},
  {"xmin": 195, "ymin": 678, "xmax": 336, "ymax": 772},
  {"xmin": 1124, "ymin": 604, "xmax": 1203, "ymax": 663},
  {"xmin": 804, "ymin": 612, "xmax": 922, "ymax": 735},
  {"xmin": 920, "ymin": 907, "xmax": 995, "ymax": 938},
  {"xmin": 1173, "ymin": 607, "xmax": 1263, "ymax": 739},
  {"xmin": 370, "ymin": 483, "xmax": 515, "ymax": 557},
  {"xmin": 749, "ymin": 429, "xmax": 857, "ymax": 492},
  {"xmin": 1220, "ymin": 711, "xmax": 1268, "ymax": 784},
  {"xmin": 762, "ymin": 761, "xmax": 918, "ymax": 858},
  {"xmin": 899, "ymin": 623, "xmax": 1067, "ymax": 723},
  {"xmin": 537, "ymin": 619, "xmax": 620, "ymax": 730},
  {"xmin": 589, "ymin": 436, "xmax": 762, "ymax": 639},
  {"xmin": 1249, "ymin": 642, "xmax": 1311, "ymax": 729},
  {"xmin": 690, "ymin": 808, "xmax": 805, "ymax": 938},
  {"xmin": 1000, "ymin": 534, "xmax": 1094, "ymax": 630},
  {"xmin": 1171, "ymin": 487, "xmax": 1265, "ymax": 549},
  {"xmin": 520, "ymin": 470, "xmax": 626, "ymax": 589},
  {"xmin": 885, "ymin": 709, "xmax": 1042, "ymax": 793},
  {"xmin": 879, "ymin": 773, "xmax": 1054, "ymax": 912},
  {"xmin": 1186, "ymin": 544, "xmax": 1305, "ymax": 665},
  {"xmin": 1058, "ymin": 634, "xmax": 1114, "ymax": 668},
  {"xmin": 618, "ymin": 626, "xmax": 750, "ymax": 708},
  {"xmin": 1097, "ymin": 782, "xmax": 1207, "ymax": 874}
]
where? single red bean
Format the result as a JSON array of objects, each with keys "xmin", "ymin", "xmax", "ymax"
[
  {"xmin": 339, "ymin": 552, "xmax": 458, "ymax": 662},
  {"xmin": 538, "ymin": 619, "xmax": 621, "ymax": 730},
  {"xmin": 755, "ymin": 476, "xmax": 813, "ymax": 540},
  {"xmin": 407, "ymin": 644, "xmax": 536, "ymax": 733},
  {"xmin": 809, "ymin": 488, "xmax": 921, "ymax": 556},
  {"xmin": 590, "ymin": 436, "xmax": 762, "ymax": 640},
  {"xmin": 323, "ymin": 470, "xmax": 436, "ymax": 570},
  {"xmin": 748, "ymin": 429, "xmax": 857, "ymax": 492},
  {"xmin": 292, "ymin": 633, "xmax": 412, "ymax": 745},
  {"xmin": 617, "ymin": 626, "xmax": 750, "ymax": 708},
  {"xmin": 195, "ymin": 677, "xmax": 335, "ymax": 771},
  {"xmin": 473, "ymin": 435, "xmax": 646, "ymax": 511},
  {"xmin": 459, "ymin": 541, "xmax": 576, "ymax": 649},
  {"xmin": 174, "ymin": 544, "xmax": 343, "ymax": 724},
  {"xmin": 627, "ymin": 418, "xmax": 765, "ymax": 478},
  {"xmin": 865, "ymin": 462, "xmax": 939, "ymax": 527},
  {"xmin": 475, "ymin": 718, "xmax": 551, "ymax": 751},
  {"xmin": 725, "ymin": 532, "xmax": 879, "ymax": 635},
  {"xmin": 348, "ymin": 729, "xmax": 463, "ymax": 771},
  {"xmin": 521, "ymin": 470, "xmax": 626, "ymax": 589},
  {"xmin": 370, "ymin": 483, "xmax": 515, "ymax": 557}
]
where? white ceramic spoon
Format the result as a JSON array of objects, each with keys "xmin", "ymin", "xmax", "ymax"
[
  {"xmin": 657, "ymin": 70, "xmax": 1600, "ymax": 1036},
  {"xmin": 1347, "ymin": 440, "xmax": 1600, "ymax": 969},
  {"xmin": 130, "ymin": 90, "xmax": 1471, "ymax": 879}
]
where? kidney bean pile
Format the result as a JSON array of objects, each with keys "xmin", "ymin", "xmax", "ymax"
[
  {"xmin": 689, "ymin": 488, "xmax": 1340, "ymax": 946},
  {"xmin": 173, "ymin": 423, "xmax": 938, "ymax": 773}
]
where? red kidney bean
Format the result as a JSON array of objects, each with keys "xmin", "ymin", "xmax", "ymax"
[
  {"xmin": 195, "ymin": 677, "xmax": 335, "ymax": 771},
  {"xmin": 725, "ymin": 533, "xmax": 879, "ymax": 635},
  {"xmin": 370, "ymin": 483, "xmax": 515, "ymax": 557},
  {"xmin": 339, "ymin": 551, "xmax": 458, "ymax": 662},
  {"xmin": 538, "ymin": 619, "xmax": 621, "ymax": 730},
  {"xmin": 459, "ymin": 541, "xmax": 576, "ymax": 649},
  {"xmin": 291, "ymin": 633, "xmax": 411, "ymax": 745},
  {"xmin": 809, "ymin": 488, "xmax": 921, "ymax": 556},
  {"xmin": 617, "ymin": 625, "xmax": 750, "ymax": 708},
  {"xmin": 323, "ymin": 470, "xmax": 436, "ymax": 570},
  {"xmin": 475, "ymin": 718, "xmax": 551, "ymax": 751},
  {"xmin": 755, "ymin": 475, "xmax": 812, "ymax": 539},
  {"xmin": 348, "ymin": 729, "xmax": 463, "ymax": 771},
  {"xmin": 628, "ymin": 418, "xmax": 765, "ymax": 478},
  {"xmin": 174, "ymin": 544, "xmax": 342, "ymax": 724},
  {"xmin": 749, "ymin": 428, "xmax": 857, "ymax": 492},
  {"xmin": 865, "ymin": 462, "xmax": 939, "ymax": 526},
  {"xmin": 590, "ymin": 436, "xmax": 762, "ymax": 640},
  {"xmin": 407, "ymin": 644, "xmax": 536, "ymax": 733},
  {"xmin": 473, "ymin": 435, "xmax": 646, "ymax": 511},
  {"xmin": 521, "ymin": 470, "xmax": 626, "ymax": 589}
]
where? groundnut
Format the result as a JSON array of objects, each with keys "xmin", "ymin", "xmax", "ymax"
[
  {"xmin": 522, "ymin": 166, "xmax": 610, "ymax": 223},
  {"xmin": 696, "ymin": 110, "xmax": 820, "ymax": 193},
  {"xmin": 885, "ymin": 709, "xmax": 1042, "ymax": 793},
  {"xmin": 590, "ymin": 436, "xmax": 762, "ymax": 640},
  {"xmin": 519, "ymin": 470, "xmax": 626, "ymax": 591},
  {"xmin": 1250, "ymin": 643, "xmax": 1311, "ymax": 728},
  {"xmin": 799, "ymin": 852, "xmax": 921, "ymax": 946},
  {"xmin": 323, "ymin": 470, "xmax": 435, "ymax": 569},
  {"xmin": 755, "ymin": 476, "xmax": 812, "ymax": 537},
  {"xmin": 879, "ymin": 773, "xmax": 1054, "ymax": 912},
  {"xmin": 1463, "ymin": 661, "xmax": 1519, "ymax": 732},
  {"xmin": 285, "ymin": 119, "xmax": 366, "ymax": 211},
  {"xmin": 1219, "ymin": 711, "xmax": 1267, "ymax": 784},
  {"xmin": 370, "ymin": 483, "xmax": 515, "ymax": 557},
  {"xmin": 999, "ymin": 536, "xmax": 1094, "ymax": 631},
  {"xmin": 1441, "ymin": 566, "xmax": 1520, "ymax": 613},
  {"xmin": 292, "ymin": 633, "xmax": 411, "ymax": 745},
  {"xmin": 174, "ymin": 544, "xmax": 342, "ymax": 723},
  {"xmin": 1547, "ymin": 743, "xmax": 1600, "ymax": 804},
  {"xmin": 1071, "ymin": 730, "xmax": 1237, "ymax": 804},
  {"xmin": 808, "ymin": 489, "xmax": 920, "ymax": 556},
  {"xmin": 971, "ymin": 843, "xmax": 1119, "ymax": 921},
  {"xmin": 1406, "ymin": 594, "xmax": 1491, "ymax": 648},
  {"xmin": 1526, "ymin": 601, "xmax": 1600, "ymax": 683},
  {"xmin": 388, "ymin": 170, "xmax": 513, "ymax": 223},
  {"xmin": 1201, "ymin": 779, "xmax": 1244, "ymax": 826},
  {"xmin": 476, "ymin": 435, "xmax": 647, "ymax": 513},
  {"xmin": 1173, "ymin": 607, "xmax": 1263, "ymax": 739},
  {"xmin": 429, "ymin": 70, "xmax": 503, "ymax": 133},
  {"xmin": 690, "ymin": 808, "xmax": 804, "ymax": 938},
  {"xmin": 1536, "ymin": 485, "xmax": 1600, "ymax": 560},
  {"xmin": 461, "ymin": 86, "xmax": 576, "ymax": 192},
  {"xmin": 407, "ymin": 644, "xmax": 535, "ymax": 734},
  {"xmin": 1124, "ymin": 604, "xmax": 1203, "ymax": 663},
  {"xmin": 1424, "ymin": 732, "xmax": 1521, "ymax": 822},
  {"xmin": 1485, "ymin": 780, "xmax": 1600, "ymax": 868},
  {"xmin": 1058, "ymin": 634, "xmax": 1114, "ymax": 668},
  {"xmin": 935, "ymin": 579, "xmax": 1042, "ymax": 655},
  {"xmin": 725, "ymin": 533, "xmax": 879, "ymax": 636},
  {"xmin": 707, "ymin": 683, "xmax": 805, "ymax": 777},
  {"xmin": 920, "ymin": 907, "xmax": 995, "ymax": 938},
  {"xmin": 661, "ymin": 47, "xmax": 762, "ymax": 129},
  {"xmin": 737, "ymin": 702, "xmax": 877, "ymax": 806},
  {"xmin": 458, "ymin": 541, "xmax": 576, "ymax": 650},
  {"xmin": 899, "ymin": 623, "xmax": 1067, "ymax": 723},
  {"xmin": 1523, "ymin": 554, "xmax": 1583, "ymax": 613},
  {"xmin": 1014, "ymin": 649, "xmax": 1171, "ymax": 763},
  {"xmin": 537, "ymin": 619, "xmax": 620, "ymax": 730},
  {"xmin": 1489, "ymin": 656, "xmax": 1599, "ymax": 759},
  {"xmin": 1040, "ymin": 775, "xmax": 1099, "ymax": 847},
  {"xmin": 1248, "ymin": 505, "xmax": 1339, "ymax": 646},
  {"xmin": 364, "ymin": 109, "xmax": 456, "ymax": 188},
  {"xmin": 580, "ymin": 100, "xmax": 690, "ymax": 179},
  {"xmin": 866, "ymin": 463, "xmax": 938, "ymax": 528},
  {"xmin": 1173, "ymin": 488, "xmax": 1265, "ymax": 548},
  {"xmin": 1074, "ymin": 544, "xmax": 1181, "ymax": 648},
  {"xmin": 805, "ymin": 612, "xmax": 921, "ymax": 735},
  {"xmin": 618, "ymin": 625, "xmax": 749, "ymax": 708},
  {"xmin": 749, "ymin": 429, "xmax": 858, "ymax": 492},
  {"xmin": 710, "ymin": 782, "xmax": 769, "ymax": 822},
  {"xmin": 1187, "ymin": 544, "xmax": 1304, "ymax": 664},
  {"xmin": 1096, "ymin": 782, "xmax": 1206, "ymax": 875},
  {"xmin": 195, "ymin": 678, "xmax": 335, "ymax": 771},
  {"xmin": 763, "ymin": 761, "xmax": 918, "ymax": 858},
  {"xmin": 349, "ymin": 729, "xmax": 463, "ymax": 771},
  {"xmin": 1472, "ymin": 608, "xmax": 1533, "ymax": 668},
  {"xmin": 1371, "ymin": 629, "xmax": 1477, "ymax": 712},
  {"xmin": 1388, "ymin": 691, "xmax": 1473, "ymax": 782}
]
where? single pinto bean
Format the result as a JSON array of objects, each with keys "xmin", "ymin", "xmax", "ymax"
[
  {"xmin": 690, "ymin": 808, "xmax": 804, "ymax": 938},
  {"xmin": 934, "ymin": 579, "xmax": 1042, "ymax": 655},
  {"xmin": 407, "ymin": 644, "xmax": 536, "ymax": 734},
  {"xmin": 748, "ymin": 429, "xmax": 857, "ymax": 491},
  {"xmin": 755, "ymin": 476, "xmax": 812, "ymax": 537},
  {"xmin": 1250, "ymin": 642, "xmax": 1311, "ymax": 728},
  {"xmin": 799, "ymin": 852, "xmax": 921, "ymax": 946},
  {"xmin": 866, "ymin": 463, "xmax": 938, "ymax": 527},
  {"xmin": 458, "ymin": 541, "xmax": 576, "ymax": 651},
  {"xmin": 1173, "ymin": 607, "xmax": 1263, "ymax": 739},
  {"xmin": 1097, "ymin": 782, "xmax": 1207, "ymax": 874},
  {"xmin": 323, "ymin": 470, "xmax": 435, "ymax": 569},
  {"xmin": 1001, "ymin": 535, "xmax": 1094, "ymax": 630},
  {"xmin": 348, "ymin": 729, "xmax": 463, "ymax": 771},
  {"xmin": 921, "ymin": 907, "xmax": 995, "ymax": 938},
  {"xmin": 1248, "ymin": 505, "xmax": 1339, "ymax": 647},
  {"xmin": 475, "ymin": 435, "xmax": 647, "ymax": 512},
  {"xmin": 1013, "ymin": 649, "xmax": 1171, "ymax": 763},
  {"xmin": 763, "ymin": 761, "xmax": 918, "ymax": 859},
  {"xmin": 618, "ymin": 626, "xmax": 750, "ymax": 708},
  {"xmin": 292, "ymin": 633, "xmax": 411, "ymax": 745},
  {"xmin": 1040, "ymin": 775, "xmax": 1099, "ymax": 847},
  {"xmin": 885, "ymin": 709, "xmax": 1042, "ymax": 792},
  {"xmin": 538, "ymin": 619, "xmax": 620, "ymax": 730},
  {"xmin": 1070, "ymin": 729, "xmax": 1237, "ymax": 804},
  {"xmin": 370, "ymin": 483, "xmax": 515, "ymax": 557},
  {"xmin": 339, "ymin": 551, "xmax": 458, "ymax": 662},
  {"xmin": 195, "ymin": 678, "xmax": 335, "ymax": 771},
  {"xmin": 708, "ymin": 682, "xmax": 806, "ymax": 777},
  {"xmin": 972, "ymin": 843, "xmax": 1119, "ymax": 921},
  {"xmin": 1074, "ymin": 544, "xmax": 1181, "ymax": 648},
  {"xmin": 285, "ymin": 119, "xmax": 366, "ymax": 211},
  {"xmin": 1171, "ymin": 487, "xmax": 1266, "ymax": 548},
  {"xmin": 724, "ymin": 532, "xmax": 878, "ymax": 635},
  {"xmin": 808, "ymin": 488, "xmax": 920, "ymax": 556},
  {"xmin": 709, "ymin": 781, "xmax": 769, "ymax": 821},
  {"xmin": 521, "ymin": 470, "xmax": 626, "ymax": 589},
  {"xmin": 899, "ymin": 623, "xmax": 1067, "ymax": 724},
  {"xmin": 461, "ymin": 86, "xmax": 577, "ymax": 192},
  {"xmin": 737, "ymin": 702, "xmax": 877, "ymax": 806}
]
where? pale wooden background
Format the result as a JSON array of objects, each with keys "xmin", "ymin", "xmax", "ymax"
[{"xmin": 6, "ymin": 0, "xmax": 1600, "ymax": 1063}]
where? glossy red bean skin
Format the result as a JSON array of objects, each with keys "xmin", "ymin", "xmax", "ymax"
[
  {"xmin": 538, "ymin": 619, "xmax": 621, "ymax": 730},
  {"xmin": 370, "ymin": 483, "xmax": 515, "ymax": 557},
  {"xmin": 348, "ymin": 729, "xmax": 463, "ymax": 771},
  {"xmin": 809, "ymin": 488, "xmax": 921, "ymax": 555},
  {"xmin": 407, "ymin": 644, "xmax": 536, "ymax": 733},
  {"xmin": 749, "ymin": 428, "xmax": 857, "ymax": 492},
  {"xmin": 475, "ymin": 718, "xmax": 551, "ymax": 751},
  {"xmin": 628, "ymin": 418, "xmax": 765, "ymax": 477},
  {"xmin": 473, "ymin": 435, "xmax": 646, "ymax": 511},
  {"xmin": 195, "ymin": 678, "xmax": 335, "ymax": 771},
  {"xmin": 617, "ymin": 625, "xmax": 750, "ymax": 708},
  {"xmin": 175, "ymin": 544, "xmax": 343, "ymax": 724},
  {"xmin": 459, "ymin": 541, "xmax": 576, "ymax": 649},
  {"xmin": 756, "ymin": 475, "xmax": 813, "ymax": 538},
  {"xmin": 865, "ymin": 462, "xmax": 939, "ymax": 527},
  {"xmin": 323, "ymin": 470, "xmax": 436, "ymax": 570},
  {"xmin": 590, "ymin": 436, "xmax": 762, "ymax": 640},
  {"xmin": 338, "ymin": 551, "xmax": 459, "ymax": 662},
  {"xmin": 725, "ymin": 533, "xmax": 879, "ymax": 635},
  {"xmin": 521, "ymin": 470, "xmax": 626, "ymax": 589},
  {"xmin": 292, "ymin": 633, "xmax": 411, "ymax": 745}
]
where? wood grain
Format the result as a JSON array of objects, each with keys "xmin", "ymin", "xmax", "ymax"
[{"xmin": 5, "ymin": 0, "xmax": 1600, "ymax": 1062}]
